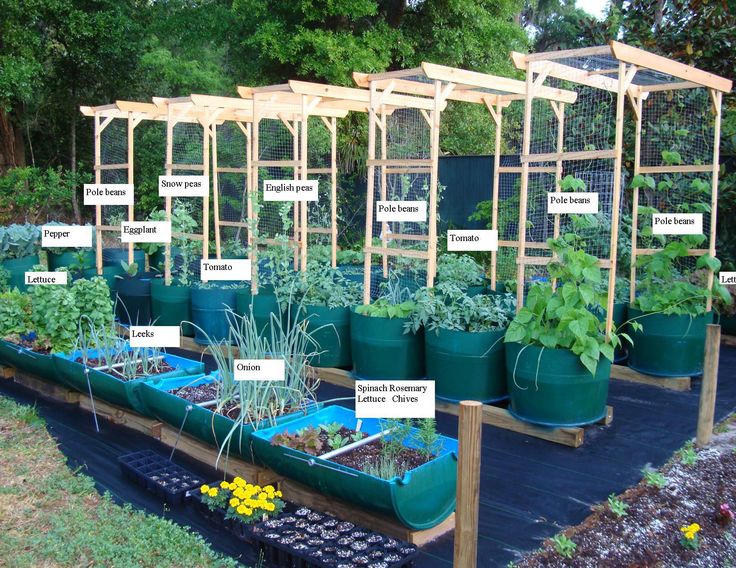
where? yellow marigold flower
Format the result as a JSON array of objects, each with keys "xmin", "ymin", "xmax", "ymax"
[
  {"xmin": 234, "ymin": 488, "xmax": 245, "ymax": 499},
  {"xmin": 234, "ymin": 476, "xmax": 245, "ymax": 487},
  {"xmin": 258, "ymin": 492, "xmax": 268, "ymax": 500},
  {"xmin": 264, "ymin": 485, "xmax": 275, "ymax": 493},
  {"xmin": 200, "ymin": 484, "xmax": 210, "ymax": 494},
  {"xmin": 254, "ymin": 485, "xmax": 261, "ymax": 493},
  {"xmin": 229, "ymin": 498, "xmax": 240, "ymax": 508},
  {"xmin": 237, "ymin": 505, "xmax": 246, "ymax": 515},
  {"xmin": 275, "ymin": 491, "xmax": 282, "ymax": 498},
  {"xmin": 244, "ymin": 507, "xmax": 253, "ymax": 516},
  {"xmin": 228, "ymin": 483, "xmax": 237, "ymax": 491},
  {"xmin": 220, "ymin": 481, "xmax": 229, "ymax": 489},
  {"xmin": 265, "ymin": 502, "xmax": 275, "ymax": 512},
  {"xmin": 208, "ymin": 488, "xmax": 218, "ymax": 497}
]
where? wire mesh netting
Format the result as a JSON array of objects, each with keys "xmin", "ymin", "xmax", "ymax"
[
  {"xmin": 214, "ymin": 121, "xmax": 249, "ymax": 259},
  {"xmin": 635, "ymin": 88, "xmax": 715, "ymax": 275},
  {"xmin": 306, "ymin": 116, "xmax": 334, "ymax": 254},
  {"xmin": 99, "ymin": 118, "xmax": 129, "ymax": 250},
  {"xmin": 367, "ymin": 105, "xmax": 433, "ymax": 298}
]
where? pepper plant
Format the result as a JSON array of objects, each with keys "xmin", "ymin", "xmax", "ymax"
[{"xmin": 504, "ymin": 238, "xmax": 632, "ymax": 376}]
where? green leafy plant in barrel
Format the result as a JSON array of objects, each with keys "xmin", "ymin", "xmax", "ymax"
[
  {"xmin": 356, "ymin": 271, "xmax": 416, "ymax": 319},
  {"xmin": 504, "ymin": 237, "xmax": 630, "ymax": 376},
  {"xmin": 0, "ymin": 224, "xmax": 41, "ymax": 260},
  {"xmin": 436, "ymin": 254, "xmax": 485, "ymax": 289}
]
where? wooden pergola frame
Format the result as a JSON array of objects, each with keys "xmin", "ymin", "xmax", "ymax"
[
  {"xmin": 353, "ymin": 62, "xmax": 577, "ymax": 304},
  {"xmin": 511, "ymin": 41, "xmax": 732, "ymax": 336},
  {"xmin": 80, "ymin": 101, "xmax": 172, "ymax": 275},
  {"xmin": 237, "ymin": 82, "xmax": 372, "ymax": 293}
]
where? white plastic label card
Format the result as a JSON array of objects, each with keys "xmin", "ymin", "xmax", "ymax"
[
  {"xmin": 42, "ymin": 225, "xmax": 93, "ymax": 248},
  {"xmin": 547, "ymin": 192, "xmax": 599, "ymax": 214},
  {"xmin": 200, "ymin": 259, "xmax": 251, "ymax": 281},
  {"xmin": 25, "ymin": 272, "xmax": 67, "ymax": 286},
  {"xmin": 129, "ymin": 326, "xmax": 181, "ymax": 348},
  {"xmin": 447, "ymin": 230, "xmax": 498, "ymax": 251},
  {"xmin": 376, "ymin": 201, "xmax": 427, "ymax": 222},
  {"xmin": 159, "ymin": 176, "xmax": 209, "ymax": 197},
  {"xmin": 263, "ymin": 180, "xmax": 318, "ymax": 202},
  {"xmin": 355, "ymin": 381, "xmax": 435, "ymax": 418},
  {"xmin": 719, "ymin": 272, "xmax": 736, "ymax": 285},
  {"xmin": 83, "ymin": 184, "xmax": 134, "ymax": 206},
  {"xmin": 652, "ymin": 214, "xmax": 703, "ymax": 235},
  {"xmin": 234, "ymin": 359, "xmax": 285, "ymax": 381},
  {"xmin": 120, "ymin": 222, "xmax": 171, "ymax": 243}
]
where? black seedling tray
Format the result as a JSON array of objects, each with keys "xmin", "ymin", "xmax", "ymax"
[
  {"xmin": 117, "ymin": 449, "xmax": 204, "ymax": 506},
  {"xmin": 252, "ymin": 506, "xmax": 418, "ymax": 568},
  {"xmin": 190, "ymin": 484, "xmax": 257, "ymax": 543}
]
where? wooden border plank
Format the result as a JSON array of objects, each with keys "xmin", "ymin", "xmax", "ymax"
[{"xmin": 610, "ymin": 364, "xmax": 691, "ymax": 391}]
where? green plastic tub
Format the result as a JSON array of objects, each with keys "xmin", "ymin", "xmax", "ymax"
[
  {"xmin": 627, "ymin": 307, "xmax": 712, "ymax": 377},
  {"xmin": 1, "ymin": 255, "xmax": 40, "ymax": 291},
  {"xmin": 102, "ymin": 248, "xmax": 145, "ymax": 268},
  {"xmin": 148, "ymin": 246, "xmax": 183, "ymax": 272},
  {"xmin": 52, "ymin": 349, "xmax": 204, "ymax": 413},
  {"xmin": 425, "ymin": 327, "xmax": 507, "ymax": 403},
  {"xmin": 136, "ymin": 373, "xmax": 321, "ymax": 463},
  {"xmin": 291, "ymin": 304, "xmax": 351, "ymax": 368},
  {"xmin": 114, "ymin": 272, "xmax": 155, "ymax": 325},
  {"xmin": 350, "ymin": 308, "xmax": 425, "ymax": 380},
  {"xmin": 190, "ymin": 285, "xmax": 241, "ymax": 344},
  {"xmin": 243, "ymin": 285, "xmax": 283, "ymax": 337},
  {"xmin": 47, "ymin": 250, "xmax": 96, "ymax": 272},
  {"xmin": 151, "ymin": 279, "xmax": 194, "ymax": 337},
  {"xmin": 0, "ymin": 339, "xmax": 58, "ymax": 381},
  {"xmin": 251, "ymin": 405, "xmax": 458, "ymax": 529},
  {"xmin": 505, "ymin": 342, "xmax": 610, "ymax": 427}
]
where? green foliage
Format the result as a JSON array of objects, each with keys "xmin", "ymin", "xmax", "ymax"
[
  {"xmin": 504, "ymin": 238, "xmax": 622, "ymax": 376},
  {"xmin": 70, "ymin": 277, "xmax": 114, "ymax": 335},
  {"xmin": 559, "ymin": 174, "xmax": 586, "ymax": 192},
  {"xmin": 634, "ymin": 236, "xmax": 730, "ymax": 316},
  {"xmin": 272, "ymin": 427, "xmax": 324, "ymax": 456},
  {"xmin": 327, "ymin": 433, "xmax": 350, "ymax": 450},
  {"xmin": 356, "ymin": 272, "xmax": 416, "ymax": 319},
  {"xmin": 437, "ymin": 254, "xmax": 486, "ymax": 288},
  {"xmin": 29, "ymin": 284, "xmax": 81, "ymax": 353},
  {"xmin": 0, "ymin": 223, "xmax": 41, "ymax": 260},
  {"xmin": 0, "ymin": 289, "xmax": 31, "ymax": 336},
  {"xmin": 642, "ymin": 467, "xmax": 667, "ymax": 489},
  {"xmin": 414, "ymin": 418, "xmax": 443, "ymax": 458},
  {"xmin": 551, "ymin": 534, "xmax": 577, "ymax": 559},
  {"xmin": 320, "ymin": 422, "xmax": 342, "ymax": 437},
  {"xmin": 408, "ymin": 283, "xmax": 515, "ymax": 334},
  {"xmin": 677, "ymin": 441, "xmax": 699, "ymax": 466},
  {"xmin": 607, "ymin": 494, "xmax": 629, "ymax": 518},
  {"xmin": 277, "ymin": 263, "xmax": 363, "ymax": 309}
]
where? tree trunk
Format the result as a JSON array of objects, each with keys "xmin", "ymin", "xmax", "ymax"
[
  {"xmin": 70, "ymin": 112, "xmax": 82, "ymax": 223},
  {"xmin": 0, "ymin": 108, "xmax": 18, "ymax": 173}
]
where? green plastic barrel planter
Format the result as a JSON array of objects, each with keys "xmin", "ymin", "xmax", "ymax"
[
  {"xmin": 0, "ymin": 339, "xmax": 58, "ymax": 381},
  {"xmin": 718, "ymin": 314, "xmax": 736, "ymax": 336},
  {"xmin": 425, "ymin": 327, "xmax": 507, "ymax": 403},
  {"xmin": 102, "ymin": 248, "xmax": 145, "ymax": 268},
  {"xmin": 612, "ymin": 303, "xmax": 628, "ymax": 363},
  {"xmin": 151, "ymin": 279, "xmax": 194, "ymax": 337},
  {"xmin": 291, "ymin": 304, "xmax": 351, "ymax": 368},
  {"xmin": 350, "ymin": 308, "xmax": 424, "ymax": 380},
  {"xmin": 235, "ymin": 287, "xmax": 252, "ymax": 315},
  {"xmin": 114, "ymin": 272, "xmax": 155, "ymax": 325},
  {"xmin": 148, "ymin": 246, "xmax": 182, "ymax": 271},
  {"xmin": 505, "ymin": 342, "xmax": 610, "ymax": 427},
  {"xmin": 137, "ymin": 373, "xmax": 321, "ymax": 463},
  {"xmin": 190, "ymin": 285, "xmax": 240, "ymax": 344},
  {"xmin": 251, "ymin": 405, "xmax": 458, "ymax": 529},
  {"xmin": 1, "ymin": 255, "xmax": 40, "ymax": 291},
  {"xmin": 47, "ymin": 250, "xmax": 95, "ymax": 271},
  {"xmin": 245, "ymin": 285, "xmax": 284, "ymax": 336},
  {"xmin": 52, "ymin": 349, "xmax": 204, "ymax": 412},
  {"xmin": 627, "ymin": 307, "xmax": 712, "ymax": 377}
]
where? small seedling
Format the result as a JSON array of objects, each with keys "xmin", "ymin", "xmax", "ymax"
[
  {"xmin": 328, "ymin": 434, "xmax": 349, "ymax": 450},
  {"xmin": 551, "ymin": 534, "xmax": 576, "ymax": 559},
  {"xmin": 607, "ymin": 493, "xmax": 629, "ymax": 518},
  {"xmin": 677, "ymin": 441, "xmax": 698, "ymax": 466},
  {"xmin": 642, "ymin": 467, "xmax": 667, "ymax": 489},
  {"xmin": 320, "ymin": 422, "xmax": 342, "ymax": 437}
]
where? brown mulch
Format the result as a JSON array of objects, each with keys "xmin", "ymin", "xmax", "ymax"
[{"xmin": 515, "ymin": 422, "xmax": 736, "ymax": 567}]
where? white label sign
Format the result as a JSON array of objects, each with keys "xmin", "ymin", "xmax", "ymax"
[
  {"xmin": 547, "ymin": 192, "xmax": 599, "ymax": 214},
  {"xmin": 25, "ymin": 271, "xmax": 67, "ymax": 286},
  {"xmin": 355, "ymin": 380, "xmax": 435, "ymax": 419},
  {"xmin": 129, "ymin": 326, "xmax": 181, "ymax": 348},
  {"xmin": 42, "ymin": 225, "xmax": 93, "ymax": 248},
  {"xmin": 121, "ymin": 222, "xmax": 171, "ymax": 243},
  {"xmin": 263, "ymin": 180, "xmax": 318, "ymax": 201},
  {"xmin": 159, "ymin": 175, "xmax": 209, "ymax": 197},
  {"xmin": 83, "ymin": 184, "xmax": 133, "ymax": 206},
  {"xmin": 234, "ymin": 359, "xmax": 285, "ymax": 381},
  {"xmin": 719, "ymin": 272, "xmax": 736, "ymax": 285},
  {"xmin": 447, "ymin": 230, "xmax": 498, "ymax": 252},
  {"xmin": 652, "ymin": 214, "xmax": 703, "ymax": 235},
  {"xmin": 376, "ymin": 201, "xmax": 427, "ymax": 222},
  {"xmin": 200, "ymin": 259, "xmax": 251, "ymax": 281}
]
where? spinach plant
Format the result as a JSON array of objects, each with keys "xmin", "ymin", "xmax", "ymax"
[
  {"xmin": 407, "ymin": 282, "xmax": 515, "ymax": 334},
  {"xmin": 504, "ymin": 238, "xmax": 630, "ymax": 376}
]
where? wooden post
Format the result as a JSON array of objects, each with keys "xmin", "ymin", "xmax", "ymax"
[
  {"xmin": 380, "ymin": 108, "xmax": 388, "ymax": 278},
  {"xmin": 454, "ymin": 400, "xmax": 482, "ymax": 568},
  {"xmin": 164, "ymin": 105, "xmax": 174, "ymax": 285},
  {"xmin": 94, "ymin": 113, "xmax": 103, "ymax": 275},
  {"xmin": 363, "ymin": 82, "xmax": 378, "ymax": 304},
  {"xmin": 550, "ymin": 100, "xmax": 565, "ymax": 291},
  {"xmin": 426, "ymin": 80, "xmax": 441, "ymax": 288},
  {"xmin": 127, "ymin": 112, "xmax": 135, "ymax": 264},
  {"xmin": 516, "ymin": 63, "xmax": 535, "ymax": 311},
  {"xmin": 212, "ymin": 121, "xmax": 221, "ymax": 259},
  {"xmin": 300, "ymin": 97, "xmax": 309, "ymax": 273},
  {"xmin": 292, "ymin": 119, "xmax": 300, "ymax": 270},
  {"xmin": 696, "ymin": 324, "xmax": 721, "ymax": 447},
  {"xmin": 629, "ymin": 95, "xmax": 643, "ymax": 304},
  {"xmin": 706, "ymin": 89, "xmax": 723, "ymax": 312},
  {"xmin": 330, "ymin": 117, "xmax": 338, "ymax": 268},
  {"xmin": 489, "ymin": 100, "xmax": 502, "ymax": 290},
  {"xmin": 251, "ymin": 105, "xmax": 260, "ymax": 294}
]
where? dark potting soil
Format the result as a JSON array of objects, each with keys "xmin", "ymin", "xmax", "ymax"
[
  {"xmin": 173, "ymin": 381, "xmax": 219, "ymax": 403},
  {"xmin": 74, "ymin": 357, "xmax": 176, "ymax": 381},
  {"xmin": 331, "ymin": 438, "xmax": 432, "ymax": 474}
]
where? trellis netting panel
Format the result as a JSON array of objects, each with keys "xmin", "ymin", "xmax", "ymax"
[{"xmin": 305, "ymin": 115, "xmax": 337, "ymax": 265}]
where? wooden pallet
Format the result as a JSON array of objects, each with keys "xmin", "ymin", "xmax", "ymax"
[
  {"xmin": 610, "ymin": 364, "xmax": 691, "ymax": 392},
  {"xmin": 1, "ymin": 364, "xmax": 453, "ymax": 544},
  {"xmin": 314, "ymin": 367, "xmax": 612, "ymax": 449}
]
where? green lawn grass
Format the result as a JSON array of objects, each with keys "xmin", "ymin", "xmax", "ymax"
[{"xmin": 0, "ymin": 394, "xmax": 241, "ymax": 567}]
